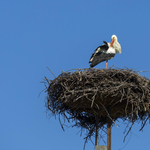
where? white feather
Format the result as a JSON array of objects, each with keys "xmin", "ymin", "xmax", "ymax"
[{"xmin": 106, "ymin": 47, "xmax": 116, "ymax": 54}]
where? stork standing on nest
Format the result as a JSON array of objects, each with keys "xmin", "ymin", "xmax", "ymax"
[{"xmin": 89, "ymin": 35, "xmax": 121, "ymax": 69}]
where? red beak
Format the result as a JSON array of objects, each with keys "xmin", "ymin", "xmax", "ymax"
[{"xmin": 110, "ymin": 40, "xmax": 114, "ymax": 47}]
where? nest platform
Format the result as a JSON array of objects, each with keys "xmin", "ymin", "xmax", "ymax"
[{"xmin": 44, "ymin": 68, "xmax": 150, "ymax": 141}]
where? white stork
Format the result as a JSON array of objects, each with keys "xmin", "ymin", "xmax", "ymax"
[{"xmin": 89, "ymin": 35, "xmax": 121, "ymax": 68}]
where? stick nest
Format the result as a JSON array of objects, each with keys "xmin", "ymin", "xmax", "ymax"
[{"xmin": 44, "ymin": 68, "xmax": 150, "ymax": 140}]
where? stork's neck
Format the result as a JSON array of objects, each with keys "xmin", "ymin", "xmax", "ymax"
[{"xmin": 110, "ymin": 40, "xmax": 114, "ymax": 47}]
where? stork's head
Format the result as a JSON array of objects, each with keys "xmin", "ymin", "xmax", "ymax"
[
  {"xmin": 111, "ymin": 35, "xmax": 118, "ymax": 41},
  {"xmin": 111, "ymin": 35, "xmax": 121, "ymax": 54},
  {"xmin": 110, "ymin": 35, "xmax": 118, "ymax": 47}
]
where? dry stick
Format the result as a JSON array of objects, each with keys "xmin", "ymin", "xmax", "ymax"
[
  {"xmin": 99, "ymin": 101, "xmax": 118, "ymax": 128},
  {"xmin": 86, "ymin": 95, "xmax": 100, "ymax": 109},
  {"xmin": 91, "ymin": 88, "xmax": 98, "ymax": 107},
  {"xmin": 38, "ymin": 87, "xmax": 46, "ymax": 98},
  {"xmin": 139, "ymin": 115, "xmax": 149, "ymax": 131},
  {"xmin": 123, "ymin": 122, "xmax": 134, "ymax": 142},
  {"xmin": 46, "ymin": 66, "xmax": 56, "ymax": 78}
]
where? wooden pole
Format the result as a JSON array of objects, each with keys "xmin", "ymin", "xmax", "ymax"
[
  {"xmin": 95, "ymin": 114, "xmax": 98, "ymax": 146},
  {"xmin": 107, "ymin": 108, "xmax": 111, "ymax": 150}
]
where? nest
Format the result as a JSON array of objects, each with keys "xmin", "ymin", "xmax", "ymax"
[{"xmin": 44, "ymin": 68, "xmax": 150, "ymax": 142}]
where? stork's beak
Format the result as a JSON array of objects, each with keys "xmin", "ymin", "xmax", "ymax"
[{"xmin": 110, "ymin": 40, "xmax": 114, "ymax": 47}]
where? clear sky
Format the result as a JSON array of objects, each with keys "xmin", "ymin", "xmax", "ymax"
[{"xmin": 1, "ymin": 1, "xmax": 150, "ymax": 150}]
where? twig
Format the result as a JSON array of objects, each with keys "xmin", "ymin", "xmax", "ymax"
[
  {"xmin": 46, "ymin": 66, "xmax": 56, "ymax": 78},
  {"xmin": 123, "ymin": 122, "xmax": 134, "ymax": 142},
  {"xmin": 38, "ymin": 87, "xmax": 46, "ymax": 97},
  {"xmin": 139, "ymin": 115, "xmax": 149, "ymax": 131},
  {"xmin": 99, "ymin": 101, "xmax": 118, "ymax": 128},
  {"xmin": 91, "ymin": 88, "xmax": 98, "ymax": 107}
]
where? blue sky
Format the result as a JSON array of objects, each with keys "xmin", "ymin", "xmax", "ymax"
[{"xmin": 1, "ymin": 1, "xmax": 150, "ymax": 150}]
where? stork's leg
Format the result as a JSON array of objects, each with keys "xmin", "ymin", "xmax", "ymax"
[{"xmin": 106, "ymin": 61, "xmax": 108, "ymax": 69}]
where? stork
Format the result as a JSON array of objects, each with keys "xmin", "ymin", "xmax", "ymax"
[{"xmin": 89, "ymin": 35, "xmax": 121, "ymax": 68}]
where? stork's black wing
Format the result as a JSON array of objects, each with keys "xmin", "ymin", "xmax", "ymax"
[
  {"xmin": 90, "ymin": 53, "xmax": 115, "ymax": 68},
  {"xmin": 89, "ymin": 41, "xmax": 109, "ymax": 67},
  {"xmin": 89, "ymin": 41, "xmax": 109, "ymax": 62}
]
